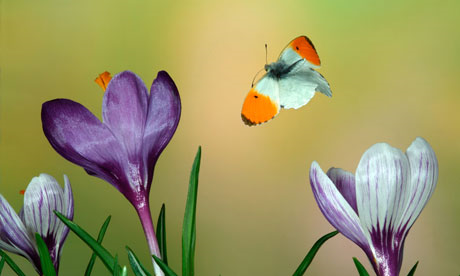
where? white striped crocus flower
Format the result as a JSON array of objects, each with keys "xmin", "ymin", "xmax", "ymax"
[
  {"xmin": 310, "ymin": 137, "xmax": 438, "ymax": 276},
  {"xmin": 0, "ymin": 174, "xmax": 73, "ymax": 274}
]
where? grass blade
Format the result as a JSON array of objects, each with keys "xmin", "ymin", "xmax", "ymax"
[
  {"xmin": 113, "ymin": 255, "xmax": 120, "ymax": 276},
  {"xmin": 54, "ymin": 211, "xmax": 120, "ymax": 273},
  {"xmin": 85, "ymin": 215, "xmax": 112, "ymax": 276},
  {"xmin": 126, "ymin": 246, "xmax": 151, "ymax": 276},
  {"xmin": 292, "ymin": 230, "xmax": 339, "ymax": 276},
  {"xmin": 35, "ymin": 233, "xmax": 57, "ymax": 276},
  {"xmin": 121, "ymin": 266, "xmax": 128, "ymax": 276},
  {"xmin": 0, "ymin": 249, "xmax": 26, "ymax": 276},
  {"xmin": 407, "ymin": 261, "xmax": 419, "ymax": 276},
  {"xmin": 156, "ymin": 204, "xmax": 168, "ymax": 265},
  {"xmin": 353, "ymin": 257, "xmax": 370, "ymax": 276},
  {"xmin": 182, "ymin": 146, "xmax": 201, "ymax": 276},
  {"xmin": 0, "ymin": 257, "xmax": 5, "ymax": 273},
  {"xmin": 152, "ymin": 255, "xmax": 178, "ymax": 276}
]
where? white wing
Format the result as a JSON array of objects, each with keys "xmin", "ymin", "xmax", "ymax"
[
  {"xmin": 254, "ymin": 74, "xmax": 280, "ymax": 105},
  {"xmin": 278, "ymin": 60, "xmax": 332, "ymax": 110}
]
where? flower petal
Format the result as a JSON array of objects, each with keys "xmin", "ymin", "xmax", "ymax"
[
  {"xmin": 0, "ymin": 195, "xmax": 39, "ymax": 269},
  {"xmin": 23, "ymin": 174, "xmax": 63, "ymax": 241},
  {"xmin": 355, "ymin": 142, "xmax": 410, "ymax": 275},
  {"xmin": 310, "ymin": 162, "xmax": 368, "ymax": 249},
  {"xmin": 327, "ymin": 168, "xmax": 358, "ymax": 213},
  {"xmin": 143, "ymin": 71, "xmax": 181, "ymax": 188},
  {"xmin": 355, "ymin": 143, "xmax": 410, "ymax": 235},
  {"xmin": 54, "ymin": 175, "xmax": 73, "ymax": 255},
  {"xmin": 397, "ymin": 137, "xmax": 438, "ymax": 235},
  {"xmin": 41, "ymin": 99, "xmax": 131, "ymax": 194},
  {"xmin": 102, "ymin": 71, "xmax": 149, "ymax": 170}
]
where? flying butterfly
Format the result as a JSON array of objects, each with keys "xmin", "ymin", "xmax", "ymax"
[{"xmin": 241, "ymin": 35, "xmax": 332, "ymax": 126}]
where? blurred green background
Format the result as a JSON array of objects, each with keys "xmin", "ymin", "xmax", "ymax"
[{"xmin": 1, "ymin": 0, "xmax": 459, "ymax": 275}]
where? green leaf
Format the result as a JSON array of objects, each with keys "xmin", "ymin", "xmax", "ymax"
[
  {"xmin": 35, "ymin": 233, "xmax": 57, "ymax": 276},
  {"xmin": 85, "ymin": 215, "xmax": 112, "ymax": 276},
  {"xmin": 0, "ymin": 249, "xmax": 26, "ymax": 276},
  {"xmin": 352, "ymin": 257, "xmax": 370, "ymax": 276},
  {"xmin": 126, "ymin": 246, "xmax": 152, "ymax": 276},
  {"xmin": 54, "ymin": 211, "xmax": 120, "ymax": 273},
  {"xmin": 156, "ymin": 204, "xmax": 168, "ymax": 265},
  {"xmin": 152, "ymin": 255, "xmax": 178, "ymax": 276},
  {"xmin": 0, "ymin": 257, "xmax": 6, "ymax": 273},
  {"xmin": 121, "ymin": 266, "xmax": 128, "ymax": 276},
  {"xmin": 407, "ymin": 261, "xmax": 419, "ymax": 276},
  {"xmin": 292, "ymin": 230, "xmax": 339, "ymax": 276},
  {"xmin": 113, "ymin": 255, "xmax": 120, "ymax": 276},
  {"xmin": 182, "ymin": 146, "xmax": 201, "ymax": 276}
]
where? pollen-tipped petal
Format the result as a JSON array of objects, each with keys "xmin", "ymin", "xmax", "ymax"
[
  {"xmin": 143, "ymin": 71, "xmax": 181, "ymax": 187},
  {"xmin": 103, "ymin": 71, "xmax": 149, "ymax": 171},
  {"xmin": 310, "ymin": 162, "xmax": 368, "ymax": 249}
]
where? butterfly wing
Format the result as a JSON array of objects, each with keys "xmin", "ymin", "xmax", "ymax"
[
  {"xmin": 278, "ymin": 35, "xmax": 321, "ymax": 69},
  {"xmin": 276, "ymin": 35, "xmax": 331, "ymax": 109},
  {"xmin": 241, "ymin": 75, "xmax": 280, "ymax": 126},
  {"xmin": 278, "ymin": 61, "xmax": 332, "ymax": 109}
]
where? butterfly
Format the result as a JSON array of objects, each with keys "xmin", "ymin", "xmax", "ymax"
[{"xmin": 241, "ymin": 35, "xmax": 332, "ymax": 126}]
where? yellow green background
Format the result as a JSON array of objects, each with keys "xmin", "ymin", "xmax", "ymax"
[{"xmin": 1, "ymin": 0, "xmax": 459, "ymax": 275}]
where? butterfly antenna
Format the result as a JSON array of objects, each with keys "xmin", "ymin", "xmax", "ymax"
[
  {"xmin": 251, "ymin": 68, "xmax": 265, "ymax": 88},
  {"xmin": 265, "ymin": 43, "xmax": 268, "ymax": 65}
]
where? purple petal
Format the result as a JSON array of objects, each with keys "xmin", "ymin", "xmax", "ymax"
[
  {"xmin": 397, "ymin": 137, "xmax": 438, "ymax": 236},
  {"xmin": 41, "ymin": 99, "xmax": 131, "ymax": 195},
  {"xmin": 102, "ymin": 71, "xmax": 149, "ymax": 173},
  {"xmin": 310, "ymin": 162, "xmax": 368, "ymax": 249},
  {"xmin": 0, "ymin": 195, "xmax": 40, "ymax": 271},
  {"xmin": 355, "ymin": 142, "xmax": 410, "ymax": 276},
  {"xmin": 327, "ymin": 168, "xmax": 358, "ymax": 213},
  {"xmin": 143, "ymin": 71, "xmax": 181, "ymax": 188}
]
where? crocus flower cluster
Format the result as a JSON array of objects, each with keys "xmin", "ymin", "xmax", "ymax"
[
  {"xmin": 310, "ymin": 137, "xmax": 438, "ymax": 276},
  {"xmin": 0, "ymin": 174, "xmax": 73, "ymax": 274},
  {"xmin": 41, "ymin": 70, "xmax": 181, "ymax": 276}
]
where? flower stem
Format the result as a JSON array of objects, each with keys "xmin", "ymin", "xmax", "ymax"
[{"xmin": 136, "ymin": 204, "xmax": 164, "ymax": 276}]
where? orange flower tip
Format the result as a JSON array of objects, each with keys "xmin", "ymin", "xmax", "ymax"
[
  {"xmin": 19, "ymin": 190, "xmax": 25, "ymax": 195},
  {"xmin": 94, "ymin": 71, "xmax": 112, "ymax": 91}
]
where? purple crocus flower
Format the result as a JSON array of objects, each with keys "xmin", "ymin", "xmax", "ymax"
[
  {"xmin": 0, "ymin": 174, "xmax": 73, "ymax": 274},
  {"xmin": 310, "ymin": 137, "xmax": 438, "ymax": 276},
  {"xmin": 41, "ymin": 70, "xmax": 181, "ymax": 275}
]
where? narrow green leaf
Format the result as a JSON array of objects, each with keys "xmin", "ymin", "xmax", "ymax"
[
  {"xmin": 292, "ymin": 230, "xmax": 339, "ymax": 276},
  {"xmin": 0, "ymin": 249, "xmax": 26, "ymax": 276},
  {"xmin": 126, "ymin": 246, "xmax": 152, "ymax": 276},
  {"xmin": 54, "ymin": 211, "xmax": 120, "ymax": 273},
  {"xmin": 407, "ymin": 261, "xmax": 419, "ymax": 276},
  {"xmin": 182, "ymin": 146, "xmax": 201, "ymax": 276},
  {"xmin": 152, "ymin": 255, "xmax": 178, "ymax": 276},
  {"xmin": 113, "ymin": 255, "xmax": 120, "ymax": 276},
  {"xmin": 353, "ymin": 257, "xmax": 370, "ymax": 276},
  {"xmin": 85, "ymin": 215, "xmax": 112, "ymax": 276},
  {"xmin": 121, "ymin": 266, "xmax": 128, "ymax": 276},
  {"xmin": 156, "ymin": 204, "xmax": 168, "ymax": 265},
  {"xmin": 0, "ymin": 257, "xmax": 6, "ymax": 273},
  {"xmin": 35, "ymin": 233, "xmax": 57, "ymax": 276}
]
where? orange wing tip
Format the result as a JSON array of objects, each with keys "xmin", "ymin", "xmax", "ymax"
[
  {"xmin": 95, "ymin": 71, "xmax": 112, "ymax": 91},
  {"xmin": 19, "ymin": 190, "xmax": 25, "ymax": 195},
  {"xmin": 290, "ymin": 36, "xmax": 321, "ymax": 66},
  {"xmin": 241, "ymin": 89, "xmax": 278, "ymax": 126}
]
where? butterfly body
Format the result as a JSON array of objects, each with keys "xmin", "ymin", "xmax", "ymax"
[{"xmin": 241, "ymin": 35, "xmax": 332, "ymax": 126}]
